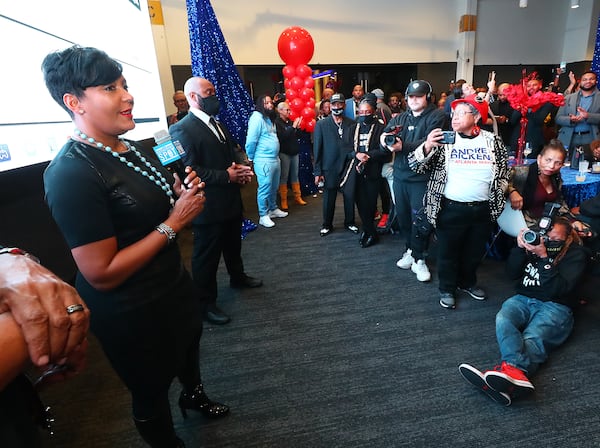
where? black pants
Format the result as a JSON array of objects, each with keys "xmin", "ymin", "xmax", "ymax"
[
  {"xmin": 379, "ymin": 177, "xmax": 392, "ymax": 214},
  {"xmin": 436, "ymin": 198, "xmax": 491, "ymax": 293},
  {"xmin": 393, "ymin": 179, "xmax": 430, "ymax": 260},
  {"xmin": 355, "ymin": 175, "xmax": 380, "ymax": 237},
  {"xmin": 191, "ymin": 217, "xmax": 245, "ymax": 306},
  {"xmin": 322, "ymin": 187, "xmax": 355, "ymax": 228}
]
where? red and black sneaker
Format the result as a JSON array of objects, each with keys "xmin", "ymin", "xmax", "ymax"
[
  {"xmin": 484, "ymin": 362, "xmax": 534, "ymax": 397},
  {"xmin": 458, "ymin": 363, "xmax": 511, "ymax": 406}
]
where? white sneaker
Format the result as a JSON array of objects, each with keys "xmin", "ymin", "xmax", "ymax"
[
  {"xmin": 259, "ymin": 215, "xmax": 275, "ymax": 228},
  {"xmin": 396, "ymin": 249, "xmax": 414, "ymax": 269},
  {"xmin": 268, "ymin": 208, "xmax": 288, "ymax": 218},
  {"xmin": 411, "ymin": 259, "xmax": 431, "ymax": 282}
]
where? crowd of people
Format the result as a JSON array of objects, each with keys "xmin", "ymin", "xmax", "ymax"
[
  {"xmin": 3, "ymin": 44, "xmax": 600, "ymax": 448},
  {"xmin": 301, "ymin": 68, "xmax": 600, "ymax": 408}
]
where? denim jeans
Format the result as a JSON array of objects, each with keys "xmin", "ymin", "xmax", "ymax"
[
  {"xmin": 279, "ymin": 153, "xmax": 299, "ymax": 184},
  {"xmin": 254, "ymin": 158, "xmax": 281, "ymax": 216},
  {"xmin": 495, "ymin": 294, "xmax": 574, "ymax": 375}
]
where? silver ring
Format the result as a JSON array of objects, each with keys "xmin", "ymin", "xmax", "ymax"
[{"xmin": 66, "ymin": 304, "xmax": 85, "ymax": 314}]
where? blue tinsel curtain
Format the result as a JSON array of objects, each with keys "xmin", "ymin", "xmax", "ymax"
[
  {"xmin": 185, "ymin": 0, "xmax": 254, "ymax": 147},
  {"xmin": 592, "ymin": 14, "xmax": 600, "ymax": 75}
]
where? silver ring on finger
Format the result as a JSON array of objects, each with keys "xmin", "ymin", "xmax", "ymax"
[{"xmin": 66, "ymin": 304, "xmax": 85, "ymax": 314}]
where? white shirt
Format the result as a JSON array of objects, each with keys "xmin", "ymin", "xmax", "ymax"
[
  {"xmin": 443, "ymin": 133, "xmax": 495, "ymax": 202},
  {"xmin": 189, "ymin": 107, "xmax": 223, "ymax": 141}
]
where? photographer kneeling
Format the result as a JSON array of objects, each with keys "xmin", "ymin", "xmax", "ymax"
[{"xmin": 459, "ymin": 217, "xmax": 588, "ymax": 406}]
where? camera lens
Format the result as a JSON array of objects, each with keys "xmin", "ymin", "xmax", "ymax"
[
  {"xmin": 523, "ymin": 229, "xmax": 540, "ymax": 245},
  {"xmin": 384, "ymin": 134, "xmax": 397, "ymax": 147}
]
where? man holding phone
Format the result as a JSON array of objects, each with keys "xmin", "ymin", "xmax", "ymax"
[
  {"xmin": 380, "ymin": 80, "xmax": 446, "ymax": 283},
  {"xmin": 408, "ymin": 94, "xmax": 509, "ymax": 309}
]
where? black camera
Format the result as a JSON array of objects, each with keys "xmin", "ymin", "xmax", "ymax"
[
  {"xmin": 522, "ymin": 202, "xmax": 561, "ymax": 245},
  {"xmin": 384, "ymin": 125, "xmax": 403, "ymax": 148},
  {"xmin": 440, "ymin": 131, "xmax": 456, "ymax": 144}
]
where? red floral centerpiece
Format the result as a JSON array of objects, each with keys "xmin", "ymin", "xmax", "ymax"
[{"xmin": 503, "ymin": 70, "xmax": 565, "ymax": 164}]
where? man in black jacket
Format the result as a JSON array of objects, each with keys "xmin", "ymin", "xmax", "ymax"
[
  {"xmin": 313, "ymin": 93, "xmax": 358, "ymax": 236},
  {"xmin": 170, "ymin": 77, "xmax": 262, "ymax": 325},
  {"xmin": 459, "ymin": 218, "xmax": 588, "ymax": 406},
  {"xmin": 381, "ymin": 80, "xmax": 446, "ymax": 282}
]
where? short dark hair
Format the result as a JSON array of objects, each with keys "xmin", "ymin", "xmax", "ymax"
[
  {"xmin": 581, "ymin": 70, "xmax": 597, "ymax": 79},
  {"xmin": 540, "ymin": 138, "xmax": 567, "ymax": 161},
  {"xmin": 41, "ymin": 46, "xmax": 123, "ymax": 118}
]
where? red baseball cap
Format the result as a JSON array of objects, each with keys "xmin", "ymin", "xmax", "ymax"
[{"xmin": 451, "ymin": 94, "xmax": 488, "ymax": 123}]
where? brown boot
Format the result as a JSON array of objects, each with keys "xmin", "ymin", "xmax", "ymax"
[
  {"xmin": 291, "ymin": 182, "xmax": 307, "ymax": 205},
  {"xmin": 279, "ymin": 184, "xmax": 288, "ymax": 210}
]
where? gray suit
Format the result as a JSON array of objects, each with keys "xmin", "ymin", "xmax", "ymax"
[{"xmin": 556, "ymin": 89, "xmax": 600, "ymax": 148}]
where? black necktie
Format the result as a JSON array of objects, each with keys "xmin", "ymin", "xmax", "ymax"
[{"xmin": 209, "ymin": 117, "xmax": 225, "ymax": 143}]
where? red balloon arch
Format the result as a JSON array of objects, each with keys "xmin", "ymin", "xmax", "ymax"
[{"xmin": 277, "ymin": 26, "xmax": 316, "ymax": 132}]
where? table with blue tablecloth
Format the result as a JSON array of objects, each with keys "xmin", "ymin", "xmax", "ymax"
[{"xmin": 561, "ymin": 166, "xmax": 600, "ymax": 208}]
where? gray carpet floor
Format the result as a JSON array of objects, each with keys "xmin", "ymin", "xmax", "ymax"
[{"xmin": 40, "ymin": 181, "xmax": 600, "ymax": 448}]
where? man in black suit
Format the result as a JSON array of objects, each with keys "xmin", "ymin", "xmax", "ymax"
[
  {"xmin": 170, "ymin": 77, "xmax": 262, "ymax": 325},
  {"xmin": 313, "ymin": 93, "xmax": 358, "ymax": 236}
]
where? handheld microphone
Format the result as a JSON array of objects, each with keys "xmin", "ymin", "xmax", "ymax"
[{"xmin": 152, "ymin": 130, "xmax": 189, "ymax": 188}]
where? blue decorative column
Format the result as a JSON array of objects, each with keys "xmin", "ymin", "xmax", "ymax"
[
  {"xmin": 592, "ymin": 13, "xmax": 600, "ymax": 76},
  {"xmin": 185, "ymin": 0, "xmax": 254, "ymax": 147}
]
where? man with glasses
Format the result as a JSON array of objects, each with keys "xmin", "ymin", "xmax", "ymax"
[
  {"xmin": 459, "ymin": 218, "xmax": 588, "ymax": 406},
  {"xmin": 409, "ymin": 95, "xmax": 509, "ymax": 309},
  {"xmin": 167, "ymin": 90, "xmax": 189, "ymax": 127},
  {"xmin": 556, "ymin": 71, "xmax": 600, "ymax": 155}
]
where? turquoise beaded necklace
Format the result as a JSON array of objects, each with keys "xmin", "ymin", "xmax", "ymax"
[{"xmin": 73, "ymin": 129, "xmax": 175, "ymax": 206}]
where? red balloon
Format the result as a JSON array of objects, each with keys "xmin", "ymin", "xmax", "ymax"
[
  {"xmin": 299, "ymin": 87, "xmax": 315, "ymax": 101},
  {"xmin": 306, "ymin": 98, "xmax": 316, "ymax": 109},
  {"xmin": 289, "ymin": 109, "xmax": 299, "ymax": 121},
  {"xmin": 282, "ymin": 65, "xmax": 295, "ymax": 79},
  {"xmin": 301, "ymin": 106, "xmax": 316, "ymax": 120},
  {"xmin": 304, "ymin": 118, "xmax": 316, "ymax": 132},
  {"xmin": 285, "ymin": 88, "xmax": 298, "ymax": 101},
  {"xmin": 277, "ymin": 26, "xmax": 315, "ymax": 65},
  {"xmin": 296, "ymin": 64, "xmax": 312, "ymax": 78},
  {"xmin": 290, "ymin": 98, "xmax": 304, "ymax": 111},
  {"xmin": 303, "ymin": 77, "xmax": 314, "ymax": 89},
  {"xmin": 290, "ymin": 76, "xmax": 304, "ymax": 90},
  {"xmin": 284, "ymin": 78, "xmax": 292, "ymax": 90}
]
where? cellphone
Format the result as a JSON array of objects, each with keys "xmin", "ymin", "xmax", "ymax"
[
  {"xmin": 440, "ymin": 131, "xmax": 456, "ymax": 144},
  {"xmin": 560, "ymin": 61, "xmax": 566, "ymax": 71}
]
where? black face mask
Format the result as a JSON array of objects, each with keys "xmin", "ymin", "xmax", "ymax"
[
  {"xmin": 358, "ymin": 115, "xmax": 374, "ymax": 125},
  {"xmin": 545, "ymin": 240, "xmax": 565, "ymax": 257},
  {"xmin": 201, "ymin": 95, "xmax": 220, "ymax": 116},
  {"xmin": 331, "ymin": 107, "xmax": 344, "ymax": 116}
]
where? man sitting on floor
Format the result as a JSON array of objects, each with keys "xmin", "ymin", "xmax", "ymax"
[{"xmin": 458, "ymin": 217, "xmax": 588, "ymax": 406}]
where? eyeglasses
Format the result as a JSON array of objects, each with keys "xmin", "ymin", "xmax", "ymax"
[{"xmin": 451, "ymin": 110, "xmax": 474, "ymax": 118}]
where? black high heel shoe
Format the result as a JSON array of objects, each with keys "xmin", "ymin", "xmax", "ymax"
[{"xmin": 178, "ymin": 385, "xmax": 230, "ymax": 419}]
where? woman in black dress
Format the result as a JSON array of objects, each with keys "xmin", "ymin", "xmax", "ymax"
[{"xmin": 42, "ymin": 46, "xmax": 228, "ymax": 448}]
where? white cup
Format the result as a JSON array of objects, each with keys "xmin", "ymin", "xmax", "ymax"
[
  {"xmin": 579, "ymin": 160, "xmax": 589, "ymax": 173},
  {"xmin": 593, "ymin": 162, "xmax": 600, "ymax": 173}
]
